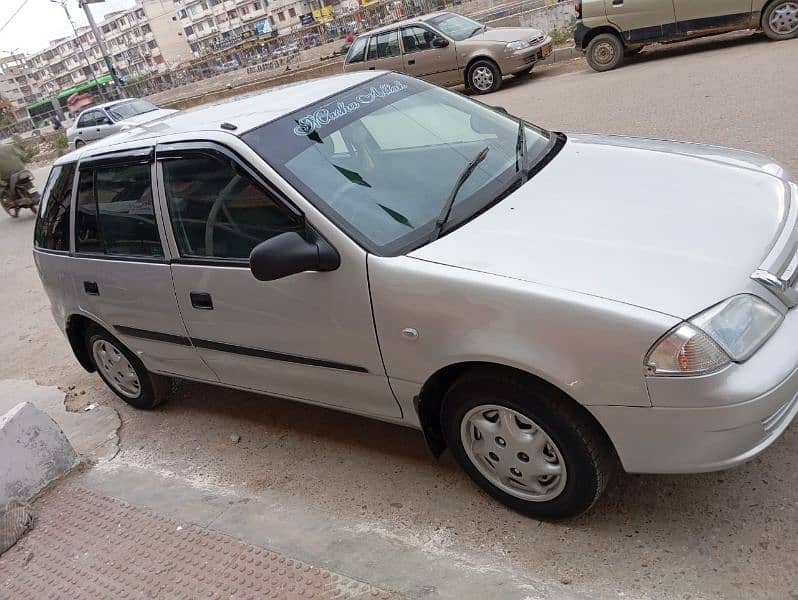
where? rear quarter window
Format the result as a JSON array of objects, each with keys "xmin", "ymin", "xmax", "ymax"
[
  {"xmin": 34, "ymin": 163, "xmax": 76, "ymax": 252},
  {"xmin": 346, "ymin": 36, "xmax": 368, "ymax": 64}
]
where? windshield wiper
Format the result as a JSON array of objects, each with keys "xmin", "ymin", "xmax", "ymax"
[
  {"xmin": 516, "ymin": 118, "xmax": 528, "ymax": 185},
  {"xmin": 469, "ymin": 25, "xmax": 483, "ymax": 37},
  {"xmin": 429, "ymin": 146, "xmax": 489, "ymax": 242}
]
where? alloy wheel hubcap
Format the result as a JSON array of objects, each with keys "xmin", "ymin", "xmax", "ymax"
[
  {"xmin": 770, "ymin": 2, "xmax": 798, "ymax": 33},
  {"xmin": 472, "ymin": 66, "xmax": 494, "ymax": 91},
  {"xmin": 461, "ymin": 405, "xmax": 567, "ymax": 502},
  {"xmin": 92, "ymin": 339, "xmax": 141, "ymax": 398},
  {"xmin": 593, "ymin": 41, "xmax": 616, "ymax": 65}
]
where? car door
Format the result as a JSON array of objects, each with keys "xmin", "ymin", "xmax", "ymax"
[
  {"xmin": 604, "ymin": 0, "xmax": 678, "ymax": 43},
  {"xmin": 94, "ymin": 109, "xmax": 121, "ymax": 141},
  {"xmin": 400, "ymin": 25, "xmax": 460, "ymax": 85},
  {"xmin": 672, "ymin": 0, "xmax": 754, "ymax": 33},
  {"xmin": 364, "ymin": 29, "xmax": 404, "ymax": 72},
  {"xmin": 75, "ymin": 110, "xmax": 101, "ymax": 141},
  {"xmin": 70, "ymin": 148, "xmax": 217, "ymax": 381},
  {"xmin": 155, "ymin": 141, "xmax": 401, "ymax": 419}
]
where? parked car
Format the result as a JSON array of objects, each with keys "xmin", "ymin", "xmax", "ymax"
[
  {"xmin": 35, "ymin": 71, "xmax": 797, "ymax": 518},
  {"xmin": 575, "ymin": 0, "xmax": 798, "ymax": 71},
  {"xmin": 66, "ymin": 99, "xmax": 176, "ymax": 150},
  {"xmin": 343, "ymin": 11, "xmax": 552, "ymax": 94}
]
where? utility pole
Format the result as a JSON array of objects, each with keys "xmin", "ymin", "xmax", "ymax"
[
  {"xmin": 79, "ymin": 0, "xmax": 127, "ymax": 98},
  {"xmin": 50, "ymin": 0, "xmax": 107, "ymax": 102}
]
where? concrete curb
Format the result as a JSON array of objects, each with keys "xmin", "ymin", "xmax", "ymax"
[{"xmin": 0, "ymin": 402, "xmax": 79, "ymax": 510}]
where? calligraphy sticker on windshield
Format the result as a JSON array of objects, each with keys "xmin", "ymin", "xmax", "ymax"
[{"xmin": 293, "ymin": 80, "xmax": 408, "ymax": 137}]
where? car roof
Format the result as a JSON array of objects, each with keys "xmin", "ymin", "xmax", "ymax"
[
  {"xmin": 360, "ymin": 11, "xmax": 450, "ymax": 36},
  {"xmin": 56, "ymin": 71, "xmax": 383, "ymax": 166},
  {"xmin": 78, "ymin": 98, "xmax": 140, "ymax": 114}
]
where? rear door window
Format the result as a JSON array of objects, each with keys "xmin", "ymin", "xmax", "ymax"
[
  {"xmin": 75, "ymin": 161, "xmax": 163, "ymax": 257},
  {"xmin": 346, "ymin": 36, "xmax": 369, "ymax": 64},
  {"xmin": 34, "ymin": 163, "xmax": 75, "ymax": 252}
]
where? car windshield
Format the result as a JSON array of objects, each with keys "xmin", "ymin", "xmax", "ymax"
[
  {"xmin": 426, "ymin": 13, "xmax": 484, "ymax": 41},
  {"xmin": 243, "ymin": 74, "xmax": 555, "ymax": 256},
  {"xmin": 106, "ymin": 99, "xmax": 158, "ymax": 121}
]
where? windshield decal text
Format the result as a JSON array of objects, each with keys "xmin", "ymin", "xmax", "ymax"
[{"xmin": 293, "ymin": 80, "xmax": 408, "ymax": 137}]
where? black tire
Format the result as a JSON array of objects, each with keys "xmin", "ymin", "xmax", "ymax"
[
  {"xmin": 762, "ymin": 0, "xmax": 798, "ymax": 40},
  {"xmin": 441, "ymin": 368, "xmax": 614, "ymax": 519},
  {"xmin": 585, "ymin": 33, "xmax": 624, "ymax": 72},
  {"xmin": 85, "ymin": 324, "xmax": 170, "ymax": 409},
  {"xmin": 467, "ymin": 59, "xmax": 502, "ymax": 94}
]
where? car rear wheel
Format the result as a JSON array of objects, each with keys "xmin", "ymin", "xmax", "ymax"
[
  {"xmin": 762, "ymin": 0, "xmax": 798, "ymax": 39},
  {"xmin": 86, "ymin": 324, "xmax": 170, "ymax": 409},
  {"xmin": 586, "ymin": 33, "xmax": 624, "ymax": 72},
  {"xmin": 441, "ymin": 369, "xmax": 614, "ymax": 519},
  {"xmin": 467, "ymin": 59, "xmax": 502, "ymax": 94}
]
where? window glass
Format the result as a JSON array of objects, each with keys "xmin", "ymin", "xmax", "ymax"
[
  {"xmin": 75, "ymin": 170, "xmax": 101, "ymax": 253},
  {"xmin": 95, "ymin": 164, "xmax": 163, "ymax": 257},
  {"xmin": 106, "ymin": 99, "xmax": 157, "ymax": 121},
  {"xmin": 401, "ymin": 26, "xmax": 433, "ymax": 53},
  {"xmin": 426, "ymin": 13, "xmax": 483, "ymax": 41},
  {"xmin": 376, "ymin": 30, "xmax": 400, "ymax": 58},
  {"xmin": 75, "ymin": 163, "xmax": 163, "ymax": 257},
  {"xmin": 34, "ymin": 163, "xmax": 75, "ymax": 251},
  {"xmin": 77, "ymin": 111, "xmax": 99, "ymax": 128},
  {"xmin": 244, "ymin": 75, "xmax": 552, "ymax": 255},
  {"xmin": 366, "ymin": 36, "xmax": 377, "ymax": 60},
  {"xmin": 162, "ymin": 153, "xmax": 300, "ymax": 260},
  {"xmin": 346, "ymin": 36, "xmax": 368, "ymax": 64}
]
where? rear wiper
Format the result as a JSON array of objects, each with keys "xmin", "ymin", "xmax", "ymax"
[
  {"xmin": 429, "ymin": 146, "xmax": 489, "ymax": 242},
  {"xmin": 516, "ymin": 118, "xmax": 528, "ymax": 185}
]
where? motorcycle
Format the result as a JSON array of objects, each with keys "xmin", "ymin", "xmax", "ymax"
[{"xmin": 1, "ymin": 169, "xmax": 40, "ymax": 218}]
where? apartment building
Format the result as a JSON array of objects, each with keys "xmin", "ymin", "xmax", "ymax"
[
  {"xmin": 175, "ymin": 0, "xmax": 272, "ymax": 56},
  {"xmin": 0, "ymin": 55, "xmax": 36, "ymax": 123}
]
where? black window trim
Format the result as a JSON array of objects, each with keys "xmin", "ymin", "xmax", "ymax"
[
  {"xmin": 33, "ymin": 163, "xmax": 73, "ymax": 255},
  {"xmin": 155, "ymin": 140, "xmax": 306, "ymax": 267},
  {"xmin": 73, "ymin": 146, "xmax": 167, "ymax": 262}
]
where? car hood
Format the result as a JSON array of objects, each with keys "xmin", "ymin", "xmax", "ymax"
[
  {"xmin": 410, "ymin": 134, "xmax": 792, "ymax": 318},
  {"xmin": 117, "ymin": 108, "xmax": 177, "ymax": 127},
  {"xmin": 469, "ymin": 27, "xmax": 545, "ymax": 43}
]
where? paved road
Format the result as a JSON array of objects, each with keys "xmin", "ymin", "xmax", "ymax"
[{"xmin": 3, "ymin": 32, "xmax": 797, "ymax": 600}]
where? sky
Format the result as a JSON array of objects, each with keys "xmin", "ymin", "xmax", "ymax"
[{"xmin": 0, "ymin": 0, "xmax": 137, "ymax": 56}]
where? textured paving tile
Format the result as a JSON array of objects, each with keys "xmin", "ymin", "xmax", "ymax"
[{"xmin": 0, "ymin": 485, "xmax": 402, "ymax": 599}]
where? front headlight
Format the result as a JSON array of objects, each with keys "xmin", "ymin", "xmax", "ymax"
[
  {"xmin": 506, "ymin": 40, "xmax": 530, "ymax": 51},
  {"xmin": 645, "ymin": 294, "xmax": 782, "ymax": 376}
]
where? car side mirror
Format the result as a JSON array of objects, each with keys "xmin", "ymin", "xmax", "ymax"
[
  {"xmin": 432, "ymin": 37, "xmax": 449, "ymax": 48},
  {"xmin": 249, "ymin": 231, "xmax": 340, "ymax": 281}
]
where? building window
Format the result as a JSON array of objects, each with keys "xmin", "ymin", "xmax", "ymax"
[
  {"xmin": 252, "ymin": 1, "xmax": 261, "ymax": 9},
  {"xmin": 288, "ymin": 7, "xmax": 295, "ymax": 17},
  {"xmin": 277, "ymin": 11, "xmax": 285, "ymax": 21},
  {"xmin": 241, "ymin": 5, "xmax": 249, "ymax": 14}
]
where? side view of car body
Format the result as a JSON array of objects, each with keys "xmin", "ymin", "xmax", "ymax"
[
  {"xmin": 343, "ymin": 11, "xmax": 552, "ymax": 93},
  {"xmin": 575, "ymin": 0, "xmax": 798, "ymax": 71},
  {"xmin": 66, "ymin": 98, "xmax": 176, "ymax": 150},
  {"xmin": 35, "ymin": 72, "xmax": 798, "ymax": 519}
]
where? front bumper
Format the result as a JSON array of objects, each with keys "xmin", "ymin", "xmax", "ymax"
[
  {"xmin": 590, "ymin": 305, "xmax": 798, "ymax": 473},
  {"xmin": 501, "ymin": 36, "xmax": 553, "ymax": 73}
]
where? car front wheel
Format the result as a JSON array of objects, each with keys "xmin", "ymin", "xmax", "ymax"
[
  {"xmin": 467, "ymin": 59, "xmax": 502, "ymax": 94},
  {"xmin": 762, "ymin": 0, "xmax": 798, "ymax": 39},
  {"xmin": 442, "ymin": 369, "xmax": 614, "ymax": 519},
  {"xmin": 585, "ymin": 33, "xmax": 624, "ymax": 71},
  {"xmin": 86, "ymin": 324, "xmax": 170, "ymax": 409}
]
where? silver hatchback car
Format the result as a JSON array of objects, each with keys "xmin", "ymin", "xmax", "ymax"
[
  {"xmin": 66, "ymin": 98, "xmax": 176, "ymax": 150},
  {"xmin": 35, "ymin": 72, "xmax": 798, "ymax": 518}
]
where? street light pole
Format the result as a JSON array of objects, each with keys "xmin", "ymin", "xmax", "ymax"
[
  {"xmin": 79, "ymin": 0, "xmax": 127, "ymax": 98},
  {"xmin": 50, "ymin": 0, "xmax": 106, "ymax": 102}
]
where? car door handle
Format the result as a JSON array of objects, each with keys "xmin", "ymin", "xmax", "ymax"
[
  {"xmin": 83, "ymin": 281, "xmax": 99, "ymax": 295},
  {"xmin": 190, "ymin": 292, "xmax": 213, "ymax": 310},
  {"xmin": 408, "ymin": 59, "xmax": 416, "ymax": 65},
  {"xmin": 612, "ymin": 0, "xmax": 623, "ymax": 4}
]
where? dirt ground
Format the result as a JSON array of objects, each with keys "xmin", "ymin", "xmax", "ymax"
[{"xmin": 2, "ymin": 32, "xmax": 797, "ymax": 600}]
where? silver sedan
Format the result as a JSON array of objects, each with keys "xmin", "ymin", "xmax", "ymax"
[{"xmin": 66, "ymin": 98, "xmax": 175, "ymax": 150}]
